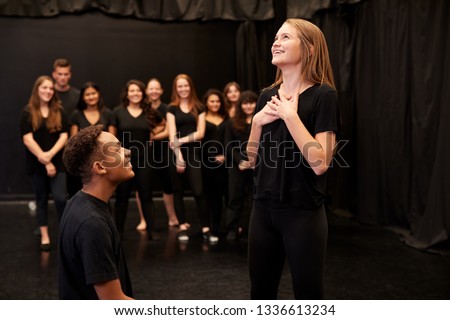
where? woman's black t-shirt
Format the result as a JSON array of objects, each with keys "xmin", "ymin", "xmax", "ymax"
[
  {"xmin": 19, "ymin": 105, "xmax": 69, "ymax": 174},
  {"xmin": 69, "ymin": 108, "xmax": 112, "ymax": 131},
  {"xmin": 110, "ymin": 106, "xmax": 155, "ymax": 166},
  {"xmin": 167, "ymin": 105, "xmax": 205, "ymax": 149},
  {"xmin": 253, "ymin": 84, "xmax": 340, "ymax": 209}
]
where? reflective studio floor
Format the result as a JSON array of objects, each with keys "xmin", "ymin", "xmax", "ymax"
[{"xmin": 0, "ymin": 197, "xmax": 449, "ymax": 300}]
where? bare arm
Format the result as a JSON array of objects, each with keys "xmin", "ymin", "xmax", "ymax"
[
  {"xmin": 94, "ymin": 279, "xmax": 134, "ymax": 300},
  {"xmin": 151, "ymin": 121, "xmax": 169, "ymax": 141},
  {"xmin": 70, "ymin": 124, "xmax": 79, "ymax": 137},
  {"xmin": 166, "ymin": 112, "xmax": 185, "ymax": 172},
  {"xmin": 108, "ymin": 125, "xmax": 117, "ymax": 136}
]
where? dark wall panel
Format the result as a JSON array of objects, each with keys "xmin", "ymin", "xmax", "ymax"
[{"xmin": 0, "ymin": 11, "xmax": 239, "ymax": 195}]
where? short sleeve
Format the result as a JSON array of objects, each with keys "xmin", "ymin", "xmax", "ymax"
[
  {"xmin": 167, "ymin": 105, "xmax": 177, "ymax": 115},
  {"xmin": 19, "ymin": 106, "xmax": 33, "ymax": 136},
  {"xmin": 110, "ymin": 106, "xmax": 120, "ymax": 127},
  {"xmin": 76, "ymin": 218, "xmax": 118, "ymax": 285},
  {"xmin": 102, "ymin": 108, "xmax": 113, "ymax": 128},
  {"xmin": 60, "ymin": 109, "xmax": 69, "ymax": 133},
  {"xmin": 313, "ymin": 88, "xmax": 340, "ymax": 136}
]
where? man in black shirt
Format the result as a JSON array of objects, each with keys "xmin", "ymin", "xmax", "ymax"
[
  {"xmin": 59, "ymin": 125, "xmax": 135, "ymax": 299},
  {"xmin": 52, "ymin": 58, "xmax": 80, "ymax": 117}
]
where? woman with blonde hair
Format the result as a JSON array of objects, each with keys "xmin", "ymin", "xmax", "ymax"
[
  {"xmin": 20, "ymin": 75, "xmax": 69, "ymax": 251},
  {"xmin": 247, "ymin": 19, "xmax": 340, "ymax": 299}
]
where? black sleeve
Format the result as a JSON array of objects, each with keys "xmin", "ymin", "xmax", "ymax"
[
  {"xmin": 313, "ymin": 88, "xmax": 340, "ymax": 136},
  {"xmin": 69, "ymin": 110, "xmax": 79, "ymax": 127},
  {"xmin": 103, "ymin": 108, "xmax": 113, "ymax": 128},
  {"xmin": 225, "ymin": 121, "xmax": 244, "ymax": 166},
  {"xmin": 110, "ymin": 106, "xmax": 120, "ymax": 128},
  {"xmin": 167, "ymin": 105, "xmax": 177, "ymax": 116},
  {"xmin": 61, "ymin": 109, "xmax": 69, "ymax": 133},
  {"xmin": 76, "ymin": 218, "xmax": 119, "ymax": 285}
]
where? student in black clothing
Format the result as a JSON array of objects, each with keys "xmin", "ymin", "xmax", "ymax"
[
  {"xmin": 110, "ymin": 80, "xmax": 161, "ymax": 240},
  {"xmin": 134, "ymin": 78, "xmax": 179, "ymax": 231},
  {"xmin": 19, "ymin": 75, "xmax": 68, "ymax": 251},
  {"xmin": 166, "ymin": 74, "xmax": 217, "ymax": 243},
  {"xmin": 52, "ymin": 58, "xmax": 80, "ymax": 123},
  {"xmin": 224, "ymin": 90, "xmax": 257, "ymax": 241},
  {"xmin": 60, "ymin": 125, "xmax": 134, "ymax": 299},
  {"xmin": 67, "ymin": 81, "xmax": 112, "ymax": 197},
  {"xmin": 202, "ymin": 89, "xmax": 229, "ymax": 235},
  {"xmin": 223, "ymin": 81, "xmax": 241, "ymax": 118},
  {"xmin": 247, "ymin": 18, "xmax": 340, "ymax": 299}
]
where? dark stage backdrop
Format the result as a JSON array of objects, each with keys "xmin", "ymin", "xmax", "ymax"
[
  {"xmin": 0, "ymin": 12, "xmax": 244, "ymax": 195},
  {"xmin": 1, "ymin": 0, "xmax": 449, "ymax": 250}
]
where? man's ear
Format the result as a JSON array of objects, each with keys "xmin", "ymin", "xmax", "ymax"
[{"xmin": 92, "ymin": 161, "xmax": 107, "ymax": 176}]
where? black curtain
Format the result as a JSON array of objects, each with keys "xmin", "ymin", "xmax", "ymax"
[
  {"xmin": 0, "ymin": 0, "xmax": 274, "ymax": 21},
  {"xmin": 302, "ymin": 0, "xmax": 450, "ymax": 249}
]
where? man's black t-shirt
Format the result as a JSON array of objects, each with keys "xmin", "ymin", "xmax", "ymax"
[
  {"xmin": 58, "ymin": 191, "xmax": 133, "ymax": 299},
  {"xmin": 19, "ymin": 105, "xmax": 69, "ymax": 174},
  {"xmin": 253, "ymin": 84, "xmax": 340, "ymax": 209},
  {"xmin": 57, "ymin": 87, "xmax": 80, "ymax": 119}
]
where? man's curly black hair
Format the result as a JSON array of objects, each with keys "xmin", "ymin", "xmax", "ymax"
[{"xmin": 63, "ymin": 125, "xmax": 103, "ymax": 183}]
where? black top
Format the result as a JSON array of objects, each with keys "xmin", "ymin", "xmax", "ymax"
[
  {"xmin": 224, "ymin": 119, "xmax": 251, "ymax": 167},
  {"xmin": 151, "ymin": 103, "xmax": 170, "ymax": 166},
  {"xmin": 57, "ymin": 87, "xmax": 80, "ymax": 120},
  {"xmin": 110, "ymin": 106, "xmax": 156, "ymax": 165},
  {"xmin": 19, "ymin": 105, "xmax": 68, "ymax": 174},
  {"xmin": 202, "ymin": 118, "xmax": 228, "ymax": 169},
  {"xmin": 253, "ymin": 84, "xmax": 340, "ymax": 209},
  {"xmin": 167, "ymin": 104, "xmax": 205, "ymax": 141},
  {"xmin": 58, "ymin": 191, "xmax": 133, "ymax": 299},
  {"xmin": 70, "ymin": 108, "xmax": 112, "ymax": 131}
]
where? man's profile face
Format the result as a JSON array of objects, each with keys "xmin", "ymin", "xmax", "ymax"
[
  {"xmin": 52, "ymin": 66, "xmax": 71, "ymax": 88},
  {"xmin": 98, "ymin": 132, "xmax": 134, "ymax": 183}
]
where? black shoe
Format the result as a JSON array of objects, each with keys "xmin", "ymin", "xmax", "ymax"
[
  {"xmin": 40, "ymin": 243, "xmax": 51, "ymax": 251},
  {"xmin": 148, "ymin": 231, "xmax": 161, "ymax": 241}
]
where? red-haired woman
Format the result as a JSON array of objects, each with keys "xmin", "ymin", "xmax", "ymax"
[{"xmin": 166, "ymin": 74, "xmax": 217, "ymax": 244}]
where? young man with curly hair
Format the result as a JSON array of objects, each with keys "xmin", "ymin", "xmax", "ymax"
[{"xmin": 59, "ymin": 125, "xmax": 135, "ymax": 299}]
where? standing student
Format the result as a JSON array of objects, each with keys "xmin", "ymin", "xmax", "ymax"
[
  {"xmin": 223, "ymin": 81, "xmax": 241, "ymax": 118},
  {"xmin": 60, "ymin": 125, "xmax": 134, "ymax": 299},
  {"xmin": 19, "ymin": 75, "xmax": 68, "ymax": 251},
  {"xmin": 68, "ymin": 81, "xmax": 112, "ymax": 196},
  {"xmin": 202, "ymin": 89, "xmax": 229, "ymax": 235},
  {"xmin": 224, "ymin": 90, "xmax": 257, "ymax": 241},
  {"xmin": 110, "ymin": 80, "xmax": 161, "ymax": 240},
  {"xmin": 134, "ymin": 78, "xmax": 179, "ymax": 231},
  {"xmin": 166, "ymin": 74, "xmax": 217, "ymax": 243},
  {"xmin": 247, "ymin": 18, "xmax": 340, "ymax": 299}
]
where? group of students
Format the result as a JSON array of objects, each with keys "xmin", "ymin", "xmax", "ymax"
[
  {"xmin": 20, "ymin": 59, "xmax": 257, "ymax": 248},
  {"xmin": 20, "ymin": 18, "xmax": 341, "ymax": 300}
]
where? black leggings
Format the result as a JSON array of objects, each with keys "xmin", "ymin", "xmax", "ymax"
[
  {"xmin": 248, "ymin": 199, "xmax": 327, "ymax": 299},
  {"xmin": 114, "ymin": 164, "xmax": 154, "ymax": 234},
  {"xmin": 170, "ymin": 146, "xmax": 208, "ymax": 227}
]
